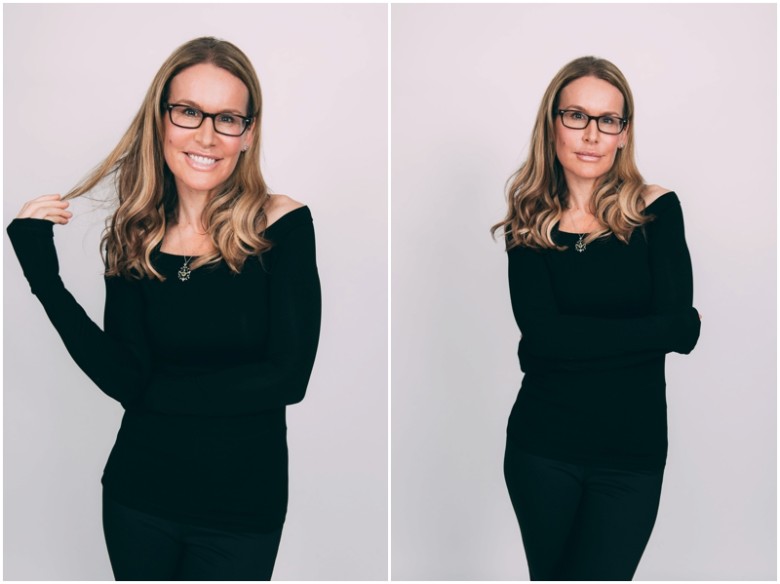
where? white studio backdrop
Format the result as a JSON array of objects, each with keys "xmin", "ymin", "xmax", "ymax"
[
  {"xmin": 3, "ymin": 4, "xmax": 387, "ymax": 581},
  {"xmin": 391, "ymin": 3, "xmax": 776, "ymax": 581}
]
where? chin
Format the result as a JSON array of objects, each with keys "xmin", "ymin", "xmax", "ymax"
[
  {"xmin": 565, "ymin": 160, "xmax": 613, "ymax": 181},
  {"xmin": 177, "ymin": 176, "xmax": 228, "ymax": 197}
]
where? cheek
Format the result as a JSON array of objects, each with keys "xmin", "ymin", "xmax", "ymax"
[
  {"xmin": 554, "ymin": 127, "xmax": 576, "ymax": 152},
  {"xmin": 164, "ymin": 126, "xmax": 185, "ymax": 147},
  {"xmin": 162, "ymin": 127, "xmax": 183, "ymax": 153},
  {"xmin": 604, "ymin": 140, "xmax": 621, "ymax": 160},
  {"xmin": 224, "ymin": 143, "xmax": 242, "ymax": 158},
  {"xmin": 162, "ymin": 137, "xmax": 180, "ymax": 168},
  {"xmin": 554, "ymin": 133, "xmax": 564, "ymax": 153}
]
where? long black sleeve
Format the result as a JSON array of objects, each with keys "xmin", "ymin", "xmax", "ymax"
[
  {"xmin": 645, "ymin": 193, "xmax": 696, "ymax": 313},
  {"xmin": 6, "ymin": 218, "xmax": 151, "ymax": 407},
  {"xmin": 141, "ymin": 212, "xmax": 322, "ymax": 416}
]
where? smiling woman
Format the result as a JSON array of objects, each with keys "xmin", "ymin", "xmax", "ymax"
[
  {"xmin": 6, "ymin": 37, "xmax": 321, "ymax": 581},
  {"xmin": 163, "ymin": 64, "xmax": 253, "ymax": 200}
]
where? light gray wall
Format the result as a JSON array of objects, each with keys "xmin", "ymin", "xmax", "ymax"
[
  {"xmin": 3, "ymin": 4, "xmax": 387, "ymax": 580},
  {"xmin": 391, "ymin": 3, "xmax": 776, "ymax": 580},
  {"xmin": 6, "ymin": 4, "xmax": 777, "ymax": 582}
]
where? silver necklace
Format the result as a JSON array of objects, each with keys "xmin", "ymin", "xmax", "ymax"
[
  {"xmin": 174, "ymin": 225, "xmax": 197, "ymax": 282},
  {"xmin": 575, "ymin": 233, "xmax": 587, "ymax": 253},
  {"xmin": 565, "ymin": 210, "xmax": 595, "ymax": 253},
  {"xmin": 177, "ymin": 256, "xmax": 192, "ymax": 282}
]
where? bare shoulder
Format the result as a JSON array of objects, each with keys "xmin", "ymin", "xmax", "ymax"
[
  {"xmin": 265, "ymin": 194, "xmax": 305, "ymax": 227},
  {"xmin": 641, "ymin": 184, "xmax": 674, "ymax": 206}
]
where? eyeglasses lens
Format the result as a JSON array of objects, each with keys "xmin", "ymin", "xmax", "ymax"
[
  {"xmin": 169, "ymin": 105, "xmax": 246, "ymax": 136},
  {"xmin": 561, "ymin": 111, "xmax": 623, "ymax": 135}
]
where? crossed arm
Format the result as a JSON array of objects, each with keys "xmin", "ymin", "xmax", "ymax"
[{"xmin": 507, "ymin": 193, "xmax": 700, "ymax": 371}]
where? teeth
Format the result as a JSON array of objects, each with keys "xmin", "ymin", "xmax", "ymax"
[{"xmin": 188, "ymin": 153, "xmax": 217, "ymax": 166}]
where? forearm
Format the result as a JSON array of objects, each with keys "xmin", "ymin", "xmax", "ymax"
[
  {"xmin": 7, "ymin": 218, "xmax": 150, "ymax": 406},
  {"xmin": 143, "ymin": 352, "xmax": 318, "ymax": 416},
  {"xmin": 516, "ymin": 310, "xmax": 691, "ymax": 359},
  {"xmin": 519, "ymin": 344, "xmax": 665, "ymax": 374}
]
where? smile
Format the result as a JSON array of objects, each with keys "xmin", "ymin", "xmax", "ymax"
[{"xmin": 186, "ymin": 152, "xmax": 220, "ymax": 168}]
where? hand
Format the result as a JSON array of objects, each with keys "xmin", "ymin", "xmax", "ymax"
[
  {"xmin": 17, "ymin": 194, "xmax": 72, "ymax": 225},
  {"xmin": 671, "ymin": 307, "xmax": 702, "ymax": 355}
]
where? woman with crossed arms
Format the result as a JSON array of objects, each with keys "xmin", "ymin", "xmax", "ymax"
[{"xmin": 493, "ymin": 56, "xmax": 701, "ymax": 580}]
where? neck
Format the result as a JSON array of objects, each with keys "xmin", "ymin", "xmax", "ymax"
[
  {"xmin": 559, "ymin": 174, "xmax": 601, "ymax": 233},
  {"xmin": 175, "ymin": 191, "xmax": 210, "ymax": 234},
  {"xmin": 563, "ymin": 174, "xmax": 598, "ymax": 213},
  {"xmin": 566, "ymin": 190, "xmax": 594, "ymax": 216}
]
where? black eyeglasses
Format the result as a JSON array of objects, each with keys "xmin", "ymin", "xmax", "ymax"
[
  {"xmin": 164, "ymin": 103, "xmax": 253, "ymax": 136},
  {"xmin": 558, "ymin": 109, "xmax": 627, "ymax": 135}
]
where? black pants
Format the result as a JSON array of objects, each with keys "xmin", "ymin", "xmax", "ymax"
[
  {"xmin": 504, "ymin": 440, "xmax": 664, "ymax": 581},
  {"xmin": 102, "ymin": 492, "xmax": 283, "ymax": 581}
]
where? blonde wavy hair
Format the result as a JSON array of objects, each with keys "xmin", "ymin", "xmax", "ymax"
[
  {"xmin": 64, "ymin": 37, "xmax": 270, "ymax": 279},
  {"xmin": 492, "ymin": 56, "xmax": 649, "ymax": 250}
]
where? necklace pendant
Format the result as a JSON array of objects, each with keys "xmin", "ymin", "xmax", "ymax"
[
  {"xmin": 575, "ymin": 235, "xmax": 587, "ymax": 253},
  {"xmin": 177, "ymin": 264, "xmax": 192, "ymax": 282}
]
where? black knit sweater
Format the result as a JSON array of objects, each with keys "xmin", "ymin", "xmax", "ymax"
[
  {"xmin": 506, "ymin": 193, "xmax": 700, "ymax": 470},
  {"xmin": 7, "ymin": 206, "xmax": 321, "ymax": 532}
]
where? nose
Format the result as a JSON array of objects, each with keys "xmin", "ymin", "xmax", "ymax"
[
  {"xmin": 194, "ymin": 117, "xmax": 217, "ymax": 146},
  {"xmin": 582, "ymin": 117, "xmax": 599, "ymax": 142}
]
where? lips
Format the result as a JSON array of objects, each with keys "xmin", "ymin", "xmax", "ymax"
[
  {"xmin": 575, "ymin": 151, "xmax": 603, "ymax": 162},
  {"xmin": 185, "ymin": 152, "xmax": 221, "ymax": 169}
]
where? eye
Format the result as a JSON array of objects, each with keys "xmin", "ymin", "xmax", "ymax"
[
  {"xmin": 601, "ymin": 116, "xmax": 618, "ymax": 126},
  {"xmin": 568, "ymin": 111, "xmax": 586, "ymax": 121},
  {"xmin": 181, "ymin": 107, "xmax": 201, "ymax": 118},
  {"xmin": 218, "ymin": 114, "xmax": 239, "ymax": 125}
]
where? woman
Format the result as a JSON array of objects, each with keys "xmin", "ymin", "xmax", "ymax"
[
  {"xmin": 492, "ymin": 56, "xmax": 700, "ymax": 580},
  {"xmin": 7, "ymin": 37, "xmax": 321, "ymax": 581}
]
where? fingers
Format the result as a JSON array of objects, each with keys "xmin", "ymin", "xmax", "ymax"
[
  {"xmin": 17, "ymin": 194, "xmax": 73, "ymax": 224},
  {"xmin": 44, "ymin": 212, "xmax": 72, "ymax": 225}
]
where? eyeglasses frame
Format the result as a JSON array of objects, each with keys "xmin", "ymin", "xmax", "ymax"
[
  {"xmin": 557, "ymin": 109, "xmax": 627, "ymax": 135},
  {"xmin": 163, "ymin": 102, "xmax": 254, "ymax": 137}
]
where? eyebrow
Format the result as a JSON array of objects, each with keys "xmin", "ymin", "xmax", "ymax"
[
  {"xmin": 171, "ymin": 98, "xmax": 247, "ymax": 116},
  {"xmin": 562, "ymin": 104, "xmax": 623, "ymax": 117}
]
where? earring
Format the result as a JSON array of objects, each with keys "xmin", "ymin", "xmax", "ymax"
[{"xmin": 242, "ymin": 145, "xmax": 249, "ymax": 152}]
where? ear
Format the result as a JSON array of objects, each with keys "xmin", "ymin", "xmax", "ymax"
[{"xmin": 241, "ymin": 119, "xmax": 256, "ymax": 152}]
